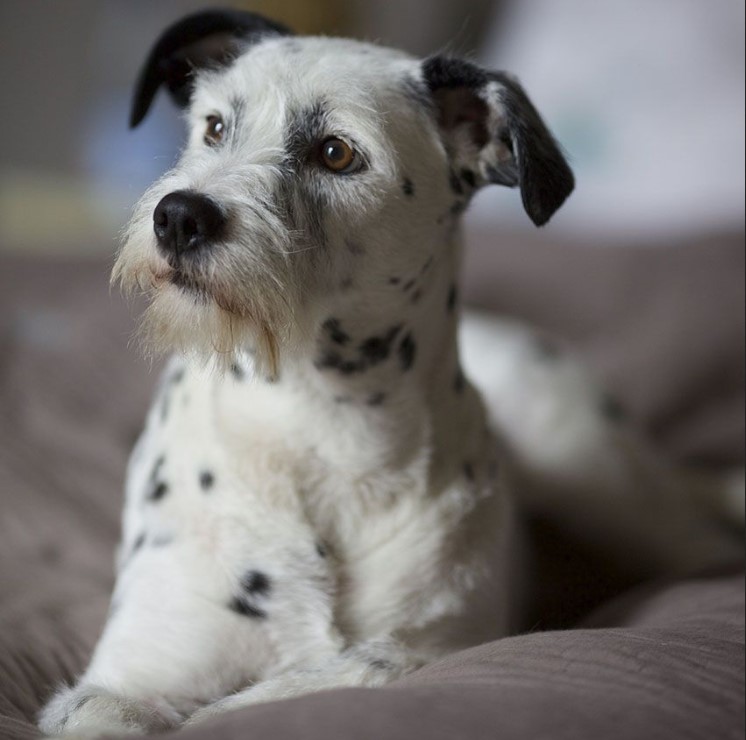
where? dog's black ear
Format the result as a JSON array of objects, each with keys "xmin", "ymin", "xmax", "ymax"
[
  {"xmin": 130, "ymin": 9, "xmax": 293, "ymax": 129},
  {"xmin": 423, "ymin": 56, "xmax": 574, "ymax": 227}
]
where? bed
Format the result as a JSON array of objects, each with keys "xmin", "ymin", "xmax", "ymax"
[{"xmin": 0, "ymin": 230, "xmax": 742, "ymax": 739}]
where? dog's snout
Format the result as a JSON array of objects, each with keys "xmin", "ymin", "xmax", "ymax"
[{"xmin": 153, "ymin": 191, "xmax": 225, "ymax": 256}]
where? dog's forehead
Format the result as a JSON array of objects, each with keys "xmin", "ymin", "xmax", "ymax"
[{"xmin": 196, "ymin": 36, "xmax": 422, "ymax": 115}]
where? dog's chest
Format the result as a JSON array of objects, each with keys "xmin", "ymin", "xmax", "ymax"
[{"xmin": 126, "ymin": 360, "xmax": 500, "ymax": 644}]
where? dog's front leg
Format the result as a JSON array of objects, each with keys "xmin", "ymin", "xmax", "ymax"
[
  {"xmin": 38, "ymin": 684, "xmax": 182, "ymax": 738},
  {"xmin": 188, "ymin": 640, "xmax": 424, "ymax": 724}
]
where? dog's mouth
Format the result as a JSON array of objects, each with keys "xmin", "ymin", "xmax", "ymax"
[
  {"xmin": 153, "ymin": 262, "xmax": 249, "ymax": 319},
  {"xmin": 149, "ymin": 259, "xmax": 210, "ymax": 301},
  {"xmin": 113, "ymin": 246, "xmax": 291, "ymax": 378},
  {"xmin": 169, "ymin": 268, "xmax": 207, "ymax": 297}
]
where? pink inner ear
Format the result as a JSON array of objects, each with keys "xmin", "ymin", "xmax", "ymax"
[{"xmin": 433, "ymin": 87, "xmax": 490, "ymax": 148}]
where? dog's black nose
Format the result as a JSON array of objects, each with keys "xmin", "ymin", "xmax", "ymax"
[{"xmin": 153, "ymin": 191, "xmax": 225, "ymax": 256}]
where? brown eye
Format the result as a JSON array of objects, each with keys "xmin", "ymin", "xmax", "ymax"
[
  {"xmin": 204, "ymin": 115, "xmax": 225, "ymax": 146},
  {"xmin": 320, "ymin": 138, "xmax": 358, "ymax": 173}
]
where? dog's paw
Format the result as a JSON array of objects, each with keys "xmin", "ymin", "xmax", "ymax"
[
  {"xmin": 186, "ymin": 693, "xmax": 252, "ymax": 727},
  {"xmin": 38, "ymin": 684, "xmax": 182, "ymax": 738},
  {"xmin": 187, "ymin": 642, "xmax": 422, "ymax": 726}
]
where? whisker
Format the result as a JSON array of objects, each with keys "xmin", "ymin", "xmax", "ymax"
[{"xmin": 281, "ymin": 245, "xmax": 320, "ymax": 255}]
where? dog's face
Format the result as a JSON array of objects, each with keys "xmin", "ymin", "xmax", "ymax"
[{"xmin": 114, "ymin": 10, "xmax": 573, "ymax": 373}]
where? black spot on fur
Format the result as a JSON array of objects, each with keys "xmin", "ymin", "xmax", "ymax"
[
  {"xmin": 463, "ymin": 462, "xmax": 476, "ymax": 482},
  {"xmin": 347, "ymin": 240, "xmax": 365, "ymax": 256},
  {"xmin": 398, "ymin": 334, "xmax": 417, "ymax": 371},
  {"xmin": 411, "ymin": 289, "xmax": 423, "ymax": 304},
  {"xmin": 316, "ymin": 352, "xmax": 363, "ymax": 376},
  {"xmin": 230, "ymin": 570, "xmax": 272, "ymax": 619},
  {"xmin": 367, "ymin": 392, "xmax": 387, "ymax": 407},
  {"xmin": 146, "ymin": 457, "xmax": 168, "ymax": 501},
  {"xmin": 316, "ymin": 542, "xmax": 328, "ymax": 558},
  {"xmin": 359, "ymin": 326, "xmax": 402, "ymax": 366},
  {"xmin": 403, "ymin": 279, "xmax": 417, "ymax": 292},
  {"xmin": 389, "ymin": 277, "xmax": 402, "ymax": 286},
  {"xmin": 317, "ymin": 325, "xmax": 405, "ymax": 376},
  {"xmin": 420, "ymin": 256, "xmax": 434, "ymax": 274},
  {"xmin": 199, "ymin": 471, "xmax": 215, "ymax": 491},
  {"xmin": 461, "ymin": 169, "xmax": 477, "ymax": 189},
  {"xmin": 323, "ymin": 318, "xmax": 351, "ymax": 346},
  {"xmin": 148, "ymin": 482, "xmax": 169, "ymax": 502},
  {"xmin": 402, "ymin": 178, "xmax": 415, "ymax": 196},
  {"xmin": 231, "ymin": 363, "xmax": 246, "ymax": 381},
  {"xmin": 601, "ymin": 394, "xmax": 628, "ymax": 423},
  {"xmin": 335, "ymin": 396, "xmax": 353, "ymax": 405},
  {"xmin": 447, "ymin": 285, "xmax": 458, "ymax": 313},
  {"xmin": 242, "ymin": 571, "xmax": 271, "ymax": 595},
  {"xmin": 229, "ymin": 597, "xmax": 267, "ymax": 619}
]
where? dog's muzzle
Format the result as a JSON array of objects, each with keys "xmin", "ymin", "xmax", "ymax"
[{"xmin": 153, "ymin": 190, "xmax": 226, "ymax": 258}]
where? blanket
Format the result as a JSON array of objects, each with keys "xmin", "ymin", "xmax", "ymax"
[{"xmin": 0, "ymin": 230, "xmax": 743, "ymax": 739}]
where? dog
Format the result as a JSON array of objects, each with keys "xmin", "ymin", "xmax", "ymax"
[{"xmin": 39, "ymin": 9, "xmax": 743, "ymax": 737}]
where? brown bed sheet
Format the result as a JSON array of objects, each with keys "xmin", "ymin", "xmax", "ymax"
[{"xmin": 0, "ymin": 231, "xmax": 743, "ymax": 739}]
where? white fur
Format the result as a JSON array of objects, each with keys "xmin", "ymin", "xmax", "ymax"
[{"xmin": 40, "ymin": 32, "xmax": 742, "ymax": 738}]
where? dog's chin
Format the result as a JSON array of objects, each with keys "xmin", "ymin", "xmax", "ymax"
[
  {"xmin": 114, "ymin": 258, "xmax": 290, "ymax": 378},
  {"xmin": 167, "ymin": 268, "xmax": 211, "ymax": 300}
]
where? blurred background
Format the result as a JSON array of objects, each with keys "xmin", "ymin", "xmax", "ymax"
[
  {"xmin": 0, "ymin": 0, "xmax": 744, "ymax": 465},
  {"xmin": 1, "ymin": 0, "xmax": 743, "ymax": 254}
]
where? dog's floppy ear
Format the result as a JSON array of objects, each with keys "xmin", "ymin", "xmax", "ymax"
[
  {"xmin": 130, "ymin": 9, "xmax": 293, "ymax": 129},
  {"xmin": 423, "ymin": 56, "xmax": 574, "ymax": 227}
]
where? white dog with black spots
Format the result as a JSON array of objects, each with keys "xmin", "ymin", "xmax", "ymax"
[{"xmin": 39, "ymin": 9, "xmax": 744, "ymax": 737}]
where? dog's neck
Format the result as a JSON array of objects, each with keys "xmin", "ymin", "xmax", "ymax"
[{"xmin": 210, "ymin": 229, "xmax": 484, "ymax": 483}]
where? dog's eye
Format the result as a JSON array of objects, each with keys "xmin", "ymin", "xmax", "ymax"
[
  {"xmin": 320, "ymin": 138, "xmax": 359, "ymax": 174},
  {"xmin": 204, "ymin": 115, "xmax": 226, "ymax": 146}
]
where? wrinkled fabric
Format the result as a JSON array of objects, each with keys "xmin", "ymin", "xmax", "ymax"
[{"xmin": 0, "ymin": 233, "xmax": 743, "ymax": 740}]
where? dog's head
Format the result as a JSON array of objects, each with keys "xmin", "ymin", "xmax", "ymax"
[{"xmin": 114, "ymin": 9, "xmax": 574, "ymax": 373}]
